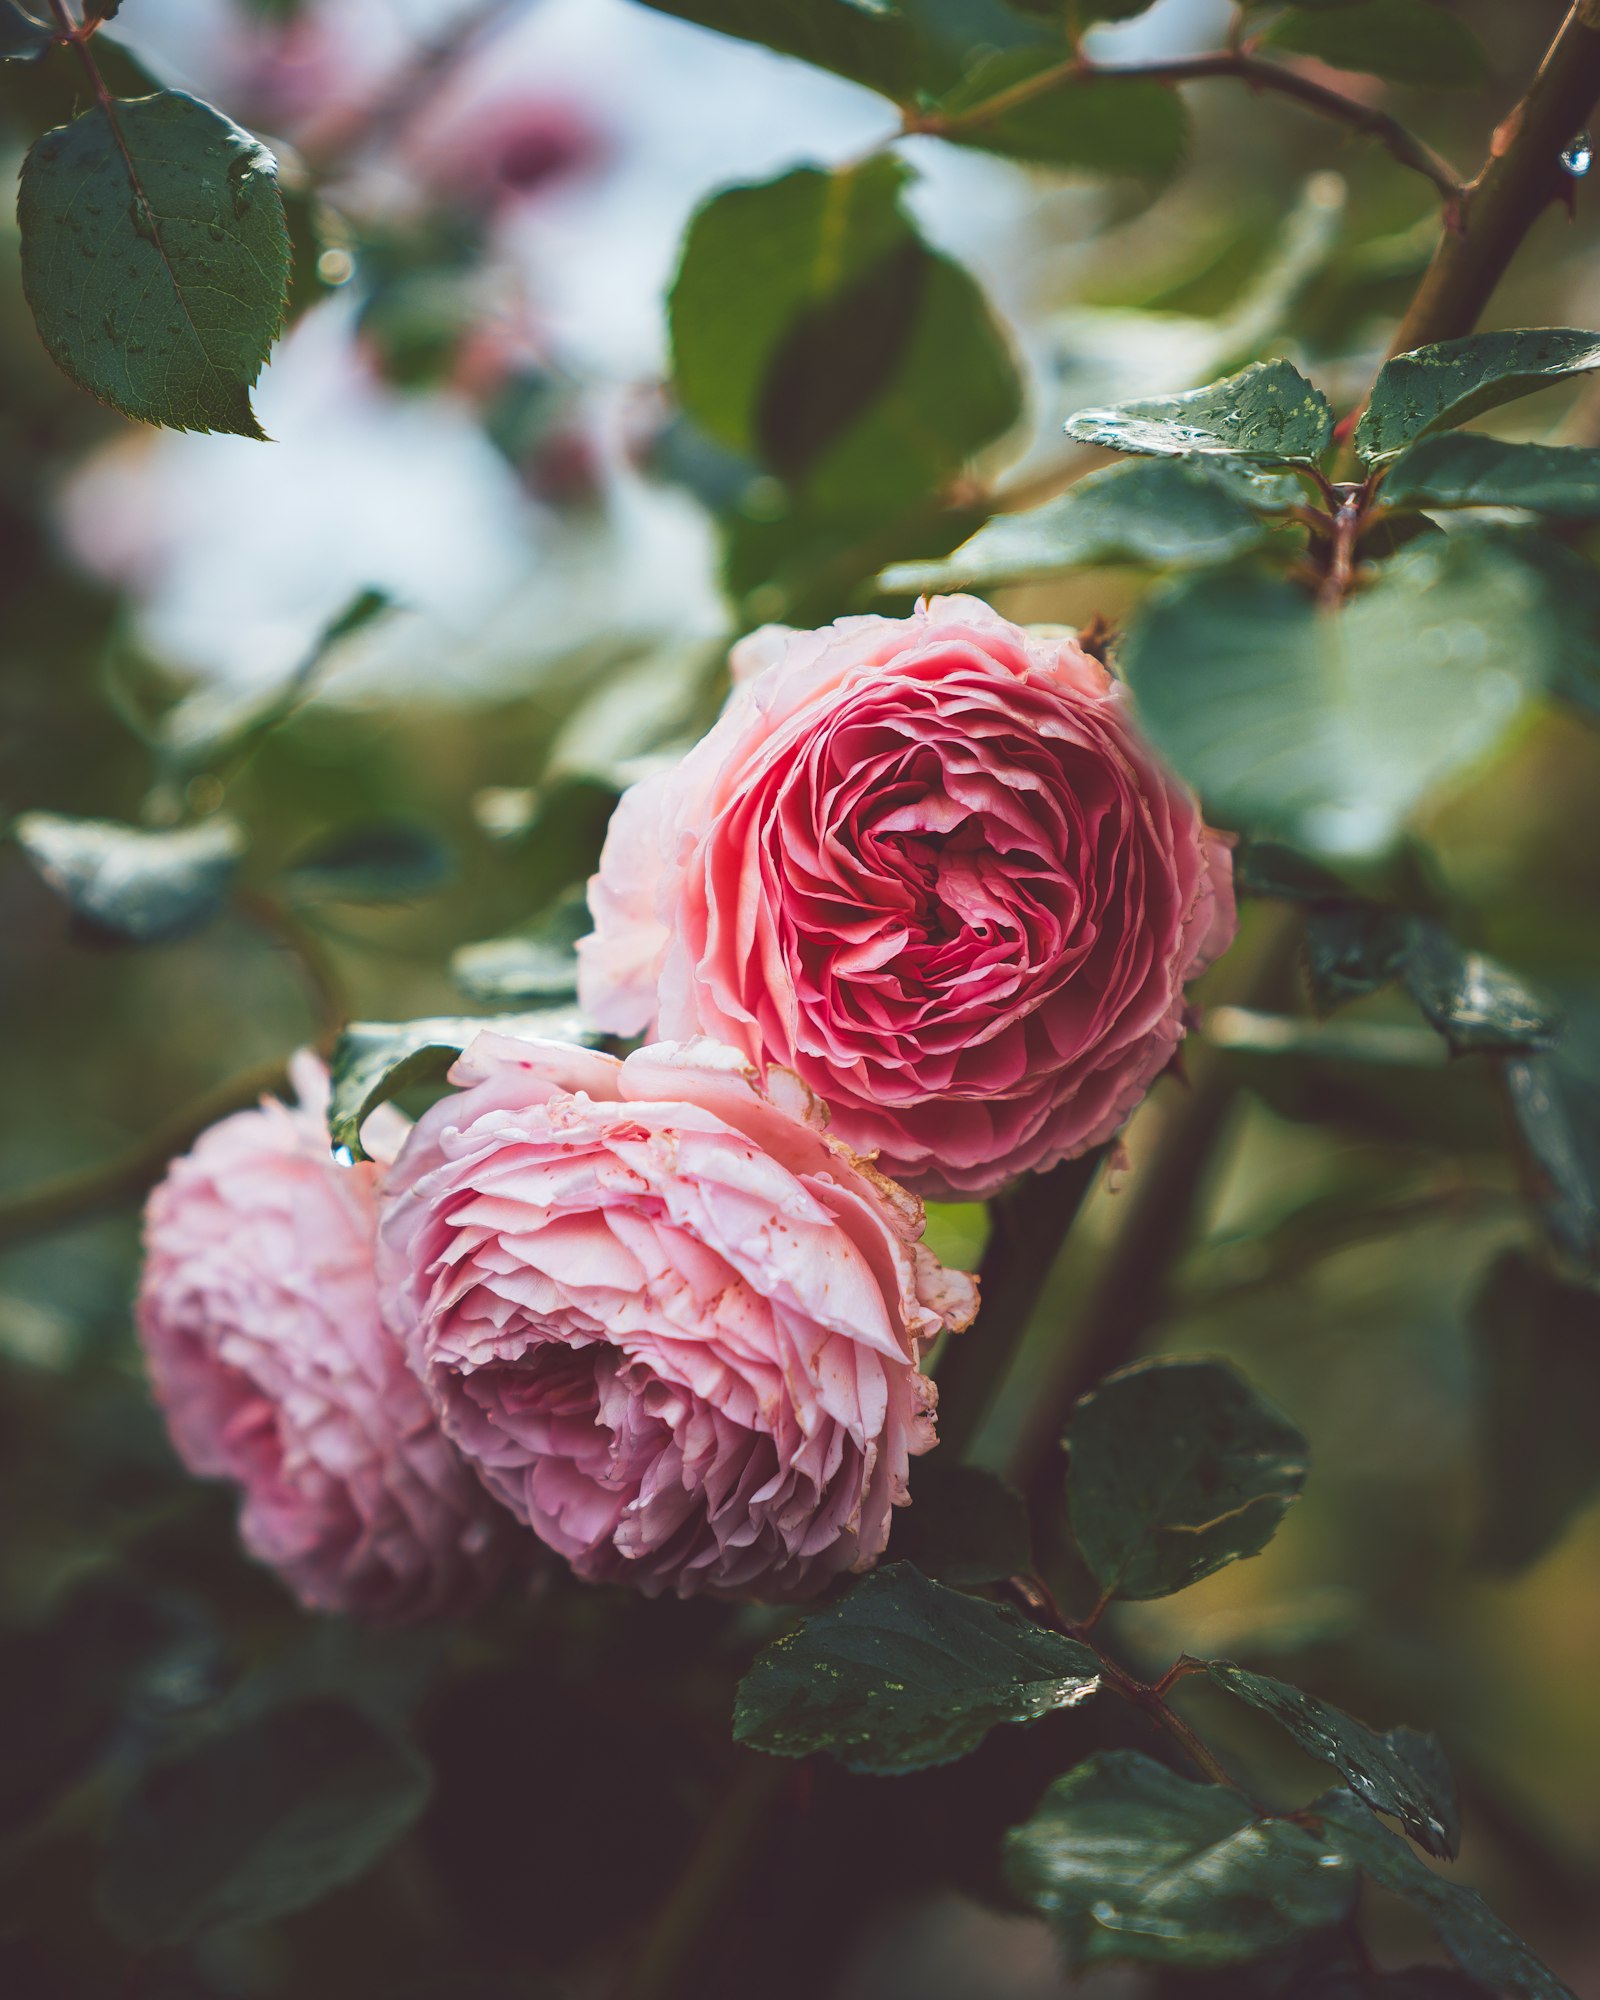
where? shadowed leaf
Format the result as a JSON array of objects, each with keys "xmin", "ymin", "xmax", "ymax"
[{"xmin": 1066, "ymin": 1358, "xmax": 1308, "ymax": 1600}]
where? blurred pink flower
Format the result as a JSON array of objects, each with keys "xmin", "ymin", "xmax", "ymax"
[
  {"xmin": 377, "ymin": 1035, "xmax": 975, "ymax": 1600},
  {"xmin": 579, "ymin": 596, "xmax": 1236, "ymax": 1198},
  {"xmin": 138, "ymin": 1055, "xmax": 512, "ymax": 1623}
]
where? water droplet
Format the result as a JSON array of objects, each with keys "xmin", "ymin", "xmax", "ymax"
[
  {"xmin": 1561, "ymin": 130, "xmax": 1592, "ymax": 177},
  {"xmin": 331, "ymin": 1144, "xmax": 356, "ymax": 1168},
  {"xmin": 1317, "ymin": 1853, "xmax": 1345, "ymax": 1868}
]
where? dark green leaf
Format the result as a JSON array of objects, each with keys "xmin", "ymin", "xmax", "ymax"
[
  {"xmin": 1356, "ymin": 329, "xmax": 1600, "ymax": 466},
  {"xmin": 284, "ymin": 823, "xmax": 452, "ymax": 905},
  {"xmin": 732, "ymin": 1563, "xmax": 1101, "ymax": 1774},
  {"xmin": 13, "ymin": 810, "xmax": 244, "ymax": 945},
  {"xmin": 1504, "ymin": 1053, "xmax": 1600, "ymax": 1272},
  {"xmin": 18, "ymin": 90, "xmax": 290, "ymax": 436},
  {"xmin": 97, "ymin": 1698, "xmax": 430, "ymax": 1948},
  {"xmin": 1065, "ymin": 359, "xmax": 1333, "ymax": 465},
  {"xmin": 887, "ymin": 1465, "xmax": 1033, "ymax": 1585},
  {"xmin": 931, "ymin": 56, "xmax": 1188, "ymax": 177},
  {"xmin": 327, "ymin": 1010, "xmax": 600, "ymax": 1160},
  {"xmin": 1314, "ymin": 1789, "xmax": 1577, "ymax": 2000},
  {"xmin": 1384, "ymin": 434, "xmax": 1600, "ymax": 517},
  {"xmin": 1006, "ymin": 1751, "xmax": 1355, "ymax": 1969},
  {"xmin": 1259, "ymin": 2, "xmax": 1487, "ymax": 90},
  {"xmin": 451, "ymin": 889, "xmax": 590, "ymax": 1006},
  {"xmin": 1303, "ymin": 904, "xmax": 1409, "ymax": 1013},
  {"xmin": 0, "ymin": 2, "xmax": 51, "ymax": 60},
  {"xmin": 882, "ymin": 458, "xmax": 1275, "ymax": 592},
  {"xmin": 1473, "ymin": 1249, "xmax": 1600, "ymax": 1572},
  {"xmin": 1066, "ymin": 1357, "xmax": 1308, "ymax": 1601},
  {"xmin": 1119, "ymin": 535, "xmax": 1556, "ymax": 861},
  {"xmin": 1199, "ymin": 1660, "xmax": 1459, "ymax": 1858},
  {"xmin": 1400, "ymin": 923, "xmax": 1561, "ymax": 1055}
]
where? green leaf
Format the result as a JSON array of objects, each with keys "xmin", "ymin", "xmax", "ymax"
[
  {"xmin": 18, "ymin": 89, "xmax": 290, "ymax": 436},
  {"xmin": 1399, "ymin": 923, "xmax": 1561, "ymax": 1055},
  {"xmin": 1504, "ymin": 1052, "xmax": 1600, "ymax": 1272},
  {"xmin": 1356, "ymin": 329, "xmax": 1600, "ymax": 466},
  {"xmin": 881, "ymin": 458, "xmax": 1277, "ymax": 593},
  {"xmin": 671, "ymin": 159, "xmax": 1020, "ymax": 612},
  {"xmin": 0, "ymin": 2, "xmax": 51, "ymax": 60},
  {"xmin": 451, "ymin": 889, "xmax": 590, "ymax": 1006},
  {"xmin": 327, "ymin": 1009, "xmax": 601, "ymax": 1161},
  {"xmin": 1383, "ymin": 434, "xmax": 1600, "ymax": 517},
  {"xmin": 97, "ymin": 1698, "xmax": 430, "ymax": 1948},
  {"xmin": 284, "ymin": 823, "xmax": 453, "ymax": 905},
  {"xmin": 887, "ymin": 1465, "xmax": 1033, "ymax": 1585},
  {"xmin": 1006, "ymin": 1751, "xmax": 1355, "ymax": 1970},
  {"xmin": 638, "ymin": 0, "xmax": 1055, "ymax": 106},
  {"xmin": 1066, "ymin": 1358, "xmax": 1308, "ymax": 1601},
  {"xmin": 931, "ymin": 56, "xmax": 1188, "ymax": 177},
  {"xmin": 1119, "ymin": 535, "xmax": 1556, "ymax": 861},
  {"xmin": 1472, "ymin": 1250, "xmax": 1600, "ymax": 1573},
  {"xmin": 1199, "ymin": 1660, "xmax": 1459, "ymax": 1858},
  {"xmin": 13, "ymin": 811, "xmax": 244, "ymax": 945},
  {"xmin": 1315, "ymin": 1789, "xmax": 1577, "ymax": 2000},
  {"xmin": 732, "ymin": 1563, "xmax": 1101, "ymax": 1774},
  {"xmin": 1259, "ymin": 1, "xmax": 1487, "ymax": 90},
  {"xmin": 1065, "ymin": 359, "xmax": 1333, "ymax": 465}
]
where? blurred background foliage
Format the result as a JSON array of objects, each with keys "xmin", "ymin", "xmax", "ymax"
[{"xmin": 3, "ymin": 1, "xmax": 1600, "ymax": 1995}]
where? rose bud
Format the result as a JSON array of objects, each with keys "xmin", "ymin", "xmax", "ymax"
[
  {"xmin": 377, "ymin": 1036, "xmax": 976, "ymax": 1601},
  {"xmin": 137, "ymin": 1054, "xmax": 512, "ymax": 1622},
  {"xmin": 578, "ymin": 595, "xmax": 1236, "ymax": 1198}
]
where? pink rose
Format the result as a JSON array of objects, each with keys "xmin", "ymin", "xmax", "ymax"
[
  {"xmin": 376, "ymin": 1036, "xmax": 976, "ymax": 1600},
  {"xmin": 578, "ymin": 596, "xmax": 1236, "ymax": 1198},
  {"xmin": 137, "ymin": 1055, "xmax": 511, "ymax": 1623}
]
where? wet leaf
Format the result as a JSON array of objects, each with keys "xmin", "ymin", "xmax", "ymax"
[
  {"xmin": 451, "ymin": 890, "xmax": 590, "ymax": 1006},
  {"xmin": 1006, "ymin": 1750, "xmax": 1355, "ymax": 1969},
  {"xmin": 18, "ymin": 90, "xmax": 290, "ymax": 435},
  {"xmin": 733, "ymin": 1563, "xmax": 1101, "ymax": 1774},
  {"xmin": 1065, "ymin": 359, "xmax": 1333, "ymax": 466},
  {"xmin": 1504, "ymin": 1052, "xmax": 1600, "ymax": 1272},
  {"xmin": 13, "ymin": 811, "xmax": 244, "ymax": 945},
  {"xmin": 1314, "ymin": 1790, "xmax": 1577, "ymax": 1999},
  {"xmin": 1200, "ymin": 1660, "xmax": 1460, "ymax": 1857},
  {"xmin": 1400, "ymin": 924, "xmax": 1561, "ymax": 1055},
  {"xmin": 1066, "ymin": 1358, "xmax": 1308, "ymax": 1601},
  {"xmin": 1356, "ymin": 330, "xmax": 1600, "ymax": 466}
]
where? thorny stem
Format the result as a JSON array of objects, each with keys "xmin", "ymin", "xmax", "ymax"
[{"xmin": 904, "ymin": 49, "xmax": 1463, "ymax": 207}]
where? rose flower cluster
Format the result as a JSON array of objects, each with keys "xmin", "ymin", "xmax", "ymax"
[{"xmin": 137, "ymin": 599, "xmax": 1234, "ymax": 1616}]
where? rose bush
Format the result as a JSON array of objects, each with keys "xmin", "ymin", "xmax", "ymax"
[
  {"xmin": 377, "ymin": 1034, "xmax": 976, "ymax": 1600},
  {"xmin": 137, "ymin": 1055, "xmax": 511, "ymax": 1623},
  {"xmin": 579, "ymin": 595, "xmax": 1236, "ymax": 1197}
]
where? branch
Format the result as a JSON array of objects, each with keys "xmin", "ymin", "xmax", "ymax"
[
  {"xmin": 1389, "ymin": 0, "xmax": 1600, "ymax": 354},
  {"xmin": 905, "ymin": 50, "xmax": 1463, "ymax": 207},
  {"xmin": 0, "ymin": 1059, "xmax": 290, "ymax": 1250}
]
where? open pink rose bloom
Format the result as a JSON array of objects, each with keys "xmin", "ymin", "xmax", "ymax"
[
  {"xmin": 579, "ymin": 596, "xmax": 1236, "ymax": 1198},
  {"xmin": 377, "ymin": 1036, "xmax": 977, "ymax": 1599},
  {"xmin": 137, "ymin": 1055, "xmax": 510, "ymax": 1622}
]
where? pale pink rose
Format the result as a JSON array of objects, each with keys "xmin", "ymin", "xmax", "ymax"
[
  {"xmin": 137, "ymin": 1055, "xmax": 512, "ymax": 1623},
  {"xmin": 578, "ymin": 596, "xmax": 1236, "ymax": 1198},
  {"xmin": 377, "ymin": 1036, "xmax": 976, "ymax": 1600}
]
